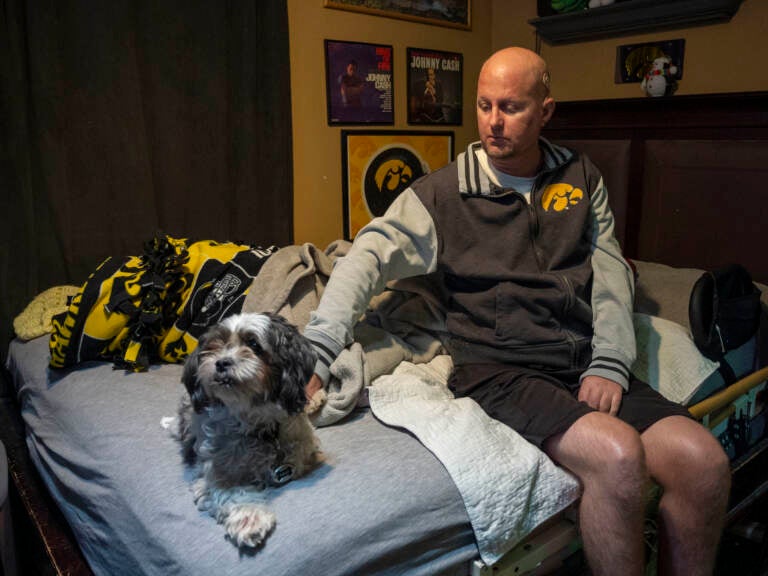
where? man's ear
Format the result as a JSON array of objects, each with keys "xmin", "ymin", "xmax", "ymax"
[{"xmin": 541, "ymin": 97, "xmax": 555, "ymax": 127}]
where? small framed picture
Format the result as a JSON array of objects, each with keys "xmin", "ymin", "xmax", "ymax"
[
  {"xmin": 407, "ymin": 47, "xmax": 463, "ymax": 125},
  {"xmin": 325, "ymin": 39, "xmax": 394, "ymax": 125},
  {"xmin": 341, "ymin": 130, "xmax": 454, "ymax": 239},
  {"xmin": 616, "ymin": 39, "xmax": 685, "ymax": 84},
  {"xmin": 324, "ymin": 0, "xmax": 471, "ymax": 30}
]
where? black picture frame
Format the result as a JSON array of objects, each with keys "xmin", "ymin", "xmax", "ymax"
[
  {"xmin": 324, "ymin": 0, "xmax": 470, "ymax": 30},
  {"xmin": 325, "ymin": 39, "xmax": 394, "ymax": 125},
  {"xmin": 616, "ymin": 38, "xmax": 685, "ymax": 84},
  {"xmin": 406, "ymin": 47, "xmax": 463, "ymax": 126}
]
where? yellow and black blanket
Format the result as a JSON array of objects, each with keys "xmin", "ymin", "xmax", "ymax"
[{"xmin": 49, "ymin": 236, "xmax": 277, "ymax": 371}]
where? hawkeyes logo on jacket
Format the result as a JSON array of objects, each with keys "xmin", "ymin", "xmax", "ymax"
[{"xmin": 541, "ymin": 183, "xmax": 584, "ymax": 212}]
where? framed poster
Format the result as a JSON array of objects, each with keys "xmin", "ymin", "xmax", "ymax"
[
  {"xmin": 325, "ymin": 39, "xmax": 394, "ymax": 125},
  {"xmin": 324, "ymin": 0, "xmax": 470, "ymax": 30},
  {"xmin": 616, "ymin": 38, "xmax": 685, "ymax": 84},
  {"xmin": 341, "ymin": 130, "xmax": 454, "ymax": 240},
  {"xmin": 407, "ymin": 47, "xmax": 463, "ymax": 125}
]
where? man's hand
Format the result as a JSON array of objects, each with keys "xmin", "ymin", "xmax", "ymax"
[
  {"xmin": 305, "ymin": 373, "xmax": 324, "ymax": 402},
  {"xmin": 578, "ymin": 375, "xmax": 623, "ymax": 416}
]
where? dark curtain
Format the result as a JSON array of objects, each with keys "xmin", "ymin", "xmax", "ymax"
[{"xmin": 1, "ymin": 0, "xmax": 293, "ymax": 362}]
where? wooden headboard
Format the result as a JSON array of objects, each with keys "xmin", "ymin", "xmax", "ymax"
[{"xmin": 542, "ymin": 91, "xmax": 768, "ymax": 284}]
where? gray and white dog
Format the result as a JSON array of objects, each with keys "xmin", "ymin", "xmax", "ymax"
[{"xmin": 164, "ymin": 312, "xmax": 323, "ymax": 548}]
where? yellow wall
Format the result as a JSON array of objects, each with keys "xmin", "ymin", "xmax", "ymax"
[
  {"xmin": 492, "ymin": 0, "xmax": 768, "ymax": 101},
  {"xmin": 289, "ymin": 0, "xmax": 768, "ymax": 245},
  {"xmin": 288, "ymin": 0, "xmax": 493, "ymax": 247}
]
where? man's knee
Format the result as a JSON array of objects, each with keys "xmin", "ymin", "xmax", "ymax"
[
  {"xmin": 596, "ymin": 423, "xmax": 648, "ymax": 501},
  {"xmin": 549, "ymin": 412, "xmax": 648, "ymax": 493},
  {"xmin": 672, "ymin": 430, "xmax": 731, "ymax": 499},
  {"xmin": 647, "ymin": 418, "xmax": 731, "ymax": 502},
  {"xmin": 694, "ymin": 435, "xmax": 730, "ymax": 481}
]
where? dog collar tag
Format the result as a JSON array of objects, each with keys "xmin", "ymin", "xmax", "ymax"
[{"xmin": 271, "ymin": 464, "xmax": 294, "ymax": 485}]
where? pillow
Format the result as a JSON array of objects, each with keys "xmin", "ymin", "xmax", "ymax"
[{"xmin": 13, "ymin": 285, "xmax": 80, "ymax": 341}]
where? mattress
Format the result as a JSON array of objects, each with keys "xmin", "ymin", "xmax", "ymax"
[{"xmin": 6, "ymin": 336, "xmax": 479, "ymax": 576}]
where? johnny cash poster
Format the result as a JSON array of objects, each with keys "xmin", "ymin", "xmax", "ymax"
[
  {"xmin": 325, "ymin": 39, "xmax": 394, "ymax": 125},
  {"xmin": 407, "ymin": 47, "xmax": 462, "ymax": 125}
]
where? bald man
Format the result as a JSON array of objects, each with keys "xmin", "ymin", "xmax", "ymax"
[{"xmin": 304, "ymin": 47, "xmax": 730, "ymax": 576}]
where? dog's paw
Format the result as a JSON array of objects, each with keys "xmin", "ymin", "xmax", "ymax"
[
  {"xmin": 192, "ymin": 479, "xmax": 212, "ymax": 511},
  {"xmin": 224, "ymin": 504, "xmax": 276, "ymax": 548},
  {"xmin": 305, "ymin": 388, "xmax": 326, "ymax": 415},
  {"xmin": 160, "ymin": 416, "xmax": 179, "ymax": 437}
]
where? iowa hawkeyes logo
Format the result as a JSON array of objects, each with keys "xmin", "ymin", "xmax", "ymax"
[
  {"xmin": 541, "ymin": 183, "xmax": 584, "ymax": 212},
  {"xmin": 363, "ymin": 146, "xmax": 426, "ymax": 217}
]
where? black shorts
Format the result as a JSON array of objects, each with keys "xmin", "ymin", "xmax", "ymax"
[{"xmin": 448, "ymin": 363, "xmax": 693, "ymax": 447}]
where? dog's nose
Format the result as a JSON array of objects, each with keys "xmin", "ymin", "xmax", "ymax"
[{"xmin": 215, "ymin": 358, "xmax": 233, "ymax": 372}]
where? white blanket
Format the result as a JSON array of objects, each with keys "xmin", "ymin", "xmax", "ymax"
[
  {"xmin": 632, "ymin": 313, "xmax": 719, "ymax": 404},
  {"xmin": 368, "ymin": 356, "xmax": 581, "ymax": 566}
]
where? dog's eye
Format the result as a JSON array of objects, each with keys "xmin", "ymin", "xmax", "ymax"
[{"xmin": 246, "ymin": 338, "xmax": 263, "ymax": 355}]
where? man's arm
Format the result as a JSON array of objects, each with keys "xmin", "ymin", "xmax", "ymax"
[
  {"xmin": 580, "ymin": 175, "xmax": 636, "ymax": 411},
  {"xmin": 302, "ymin": 189, "xmax": 438, "ymax": 388},
  {"xmin": 305, "ymin": 373, "xmax": 324, "ymax": 402}
]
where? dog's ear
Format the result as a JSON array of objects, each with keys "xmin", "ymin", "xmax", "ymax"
[
  {"xmin": 266, "ymin": 314, "xmax": 317, "ymax": 415},
  {"xmin": 181, "ymin": 346, "xmax": 209, "ymax": 412}
]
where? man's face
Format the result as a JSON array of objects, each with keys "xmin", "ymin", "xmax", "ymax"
[{"xmin": 476, "ymin": 67, "xmax": 552, "ymax": 162}]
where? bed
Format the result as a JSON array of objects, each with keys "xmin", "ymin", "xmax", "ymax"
[
  {"xmin": 3, "ymin": 253, "xmax": 767, "ymax": 576},
  {"xmin": 2, "ymin": 91, "xmax": 768, "ymax": 576},
  {"xmin": 6, "ymin": 335, "xmax": 480, "ymax": 576}
]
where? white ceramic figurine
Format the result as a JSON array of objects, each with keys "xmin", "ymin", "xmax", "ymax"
[{"xmin": 641, "ymin": 55, "xmax": 679, "ymax": 97}]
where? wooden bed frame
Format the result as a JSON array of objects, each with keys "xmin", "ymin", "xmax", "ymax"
[
  {"xmin": 0, "ymin": 378, "xmax": 93, "ymax": 576},
  {"xmin": 1, "ymin": 91, "xmax": 767, "ymax": 576}
]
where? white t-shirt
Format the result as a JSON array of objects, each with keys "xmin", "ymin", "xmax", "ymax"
[{"xmin": 479, "ymin": 153, "xmax": 536, "ymax": 203}]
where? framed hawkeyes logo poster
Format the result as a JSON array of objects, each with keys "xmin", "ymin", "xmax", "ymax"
[{"xmin": 341, "ymin": 130, "xmax": 454, "ymax": 240}]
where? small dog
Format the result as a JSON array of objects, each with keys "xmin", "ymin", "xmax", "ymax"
[{"xmin": 164, "ymin": 312, "xmax": 323, "ymax": 548}]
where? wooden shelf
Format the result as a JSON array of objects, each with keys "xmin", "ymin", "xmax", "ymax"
[{"xmin": 529, "ymin": 0, "xmax": 744, "ymax": 45}]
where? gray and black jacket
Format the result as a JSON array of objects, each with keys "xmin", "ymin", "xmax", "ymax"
[{"xmin": 304, "ymin": 139, "xmax": 636, "ymax": 390}]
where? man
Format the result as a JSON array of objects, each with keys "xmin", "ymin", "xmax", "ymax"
[
  {"xmin": 339, "ymin": 60, "xmax": 364, "ymax": 108},
  {"xmin": 304, "ymin": 47, "xmax": 730, "ymax": 576},
  {"xmin": 420, "ymin": 67, "xmax": 444, "ymax": 122}
]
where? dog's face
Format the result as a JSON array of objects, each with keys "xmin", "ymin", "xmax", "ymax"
[{"xmin": 182, "ymin": 313, "xmax": 316, "ymax": 417}]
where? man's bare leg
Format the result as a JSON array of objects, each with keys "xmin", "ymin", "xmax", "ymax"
[
  {"xmin": 544, "ymin": 412, "xmax": 648, "ymax": 576},
  {"xmin": 641, "ymin": 415, "xmax": 731, "ymax": 576}
]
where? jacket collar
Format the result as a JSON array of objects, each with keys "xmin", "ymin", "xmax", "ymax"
[{"xmin": 458, "ymin": 138, "xmax": 573, "ymax": 196}]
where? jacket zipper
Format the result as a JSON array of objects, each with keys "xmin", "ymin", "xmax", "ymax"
[
  {"xmin": 528, "ymin": 180, "xmax": 543, "ymax": 272},
  {"xmin": 559, "ymin": 275, "xmax": 579, "ymax": 367},
  {"xmin": 533, "ymin": 163, "xmax": 581, "ymax": 367},
  {"xmin": 561, "ymin": 275, "xmax": 575, "ymax": 311}
]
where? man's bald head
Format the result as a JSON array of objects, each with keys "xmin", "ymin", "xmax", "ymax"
[{"xmin": 479, "ymin": 47, "xmax": 551, "ymax": 101}]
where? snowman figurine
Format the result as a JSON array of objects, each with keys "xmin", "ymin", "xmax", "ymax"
[{"xmin": 641, "ymin": 55, "xmax": 678, "ymax": 97}]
